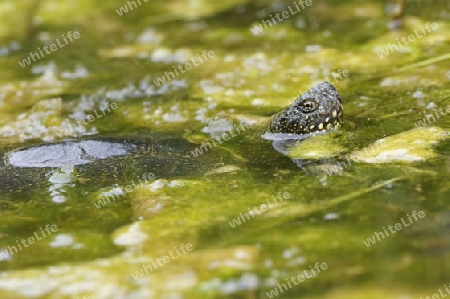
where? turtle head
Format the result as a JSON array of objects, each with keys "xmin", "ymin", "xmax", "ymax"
[{"xmin": 268, "ymin": 82, "xmax": 343, "ymax": 135}]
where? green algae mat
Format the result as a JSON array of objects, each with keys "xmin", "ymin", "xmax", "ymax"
[{"xmin": 0, "ymin": 0, "xmax": 450, "ymax": 298}]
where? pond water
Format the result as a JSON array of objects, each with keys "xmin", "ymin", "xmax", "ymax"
[{"xmin": 0, "ymin": 0, "xmax": 450, "ymax": 298}]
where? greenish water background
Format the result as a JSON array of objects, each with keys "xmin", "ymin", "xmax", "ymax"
[{"xmin": 0, "ymin": 0, "xmax": 449, "ymax": 298}]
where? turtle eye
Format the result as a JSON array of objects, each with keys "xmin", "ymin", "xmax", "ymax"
[{"xmin": 299, "ymin": 98, "xmax": 318, "ymax": 113}]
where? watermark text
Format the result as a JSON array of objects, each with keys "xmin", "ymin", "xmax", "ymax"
[
  {"xmin": 363, "ymin": 210, "xmax": 425, "ymax": 247},
  {"xmin": 18, "ymin": 31, "xmax": 80, "ymax": 68}
]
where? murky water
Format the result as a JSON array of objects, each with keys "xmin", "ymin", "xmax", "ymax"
[{"xmin": 0, "ymin": 0, "xmax": 450, "ymax": 298}]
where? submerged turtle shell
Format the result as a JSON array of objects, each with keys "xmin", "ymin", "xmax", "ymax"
[
  {"xmin": 0, "ymin": 137, "xmax": 222, "ymax": 193},
  {"xmin": 7, "ymin": 140, "xmax": 137, "ymax": 168}
]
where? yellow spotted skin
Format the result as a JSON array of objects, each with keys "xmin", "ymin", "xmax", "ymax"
[{"xmin": 269, "ymin": 82, "xmax": 343, "ymax": 135}]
